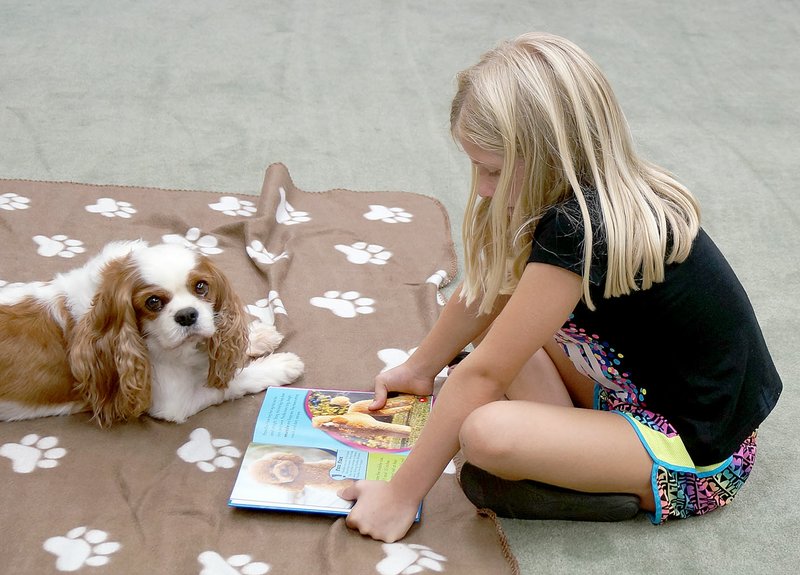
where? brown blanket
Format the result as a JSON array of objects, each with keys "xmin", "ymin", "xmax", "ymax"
[{"xmin": 0, "ymin": 164, "xmax": 518, "ymax": 574}]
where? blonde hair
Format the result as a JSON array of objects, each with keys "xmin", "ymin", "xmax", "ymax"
[{"xmin": 451, "ymin": 32, "xmax": 700, "ymax": 314}]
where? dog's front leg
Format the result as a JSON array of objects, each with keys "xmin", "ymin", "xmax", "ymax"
[
  {"xmin": 225, "ymin": 352, "xmax": 305, "ymax": 398},
  {"xmin": 147, "ymin": 352, "xmax": 304, "ymax": 423},
  {"xmin": 148, "ymin": 383, "xmax": 227, "ymax": 423}
]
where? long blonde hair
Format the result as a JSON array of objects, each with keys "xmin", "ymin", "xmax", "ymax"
[{"xmin": 451, "ymin": 32, "xmax": 700, "ymax": 313}]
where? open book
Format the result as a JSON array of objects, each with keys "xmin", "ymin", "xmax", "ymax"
[{"xmin": 228, "ymin": 387, "xmax": 432, "ymax": 518}]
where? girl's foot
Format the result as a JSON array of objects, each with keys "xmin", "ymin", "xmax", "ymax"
[{"xmin": 459, "ymin": 462, "xmax": 641, "ymax": 522}]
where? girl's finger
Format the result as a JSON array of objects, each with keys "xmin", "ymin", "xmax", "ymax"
[
  {"xmin": 370, "ymin": 383, "xmax": 389, "ymax": 410},
  {"xmin": 338, "ymin": 484, "xmax": 358, "ymax": 501}
]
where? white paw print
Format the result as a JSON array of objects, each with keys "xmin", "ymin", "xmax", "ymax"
[
  {"xmin": 209, "ymin": 196, "xmax": 257, "ymax": 217},
  {"xmin": 162, "ymin": 227, "xmax": 223, "ymax": 255},
  {"xmin": 198, "ymin": 551, "xmax": 271, "ymax": 575},
  {"xmin": 377, "ymin": 543, "xmax": 447, "ymax": 575},
  {"xmin": 378, "ymin": 347, "xmax": 449, "ymax": 380},
  {"xmin": 426, "ymin": 270, "xmax": 450, "ymax": 306},
  {"xmin": 364, "ymin": 205, "xmax": 413, "ymax": 223},
  {"xmin": 246, "ymin": 240, "xmax": 289, "ymax": 264},
  {"xmin": 377, "ymin": 347, "xmax": 418, "ymax": 373},
  {"xmin": 43, "ymin": 527, "xmax": 121, "ymax": 572},
  {"xmin": 33, "ymin": 235, "xmax": 86, "ymax": 258},
  {"xmin": 426, "ymin": 270, "xmax": 449, "ymax": 289},
  {"xmin": 276, "ymin": 187, "xmax": 310, "ymax": 225},
  {"xmin": 85, "ymin": 197, "xmax": 137, "ymax": 218},
  {"xmin": 177, "ymin": 428, "xmax": 241, "ymax": 472},
  {"xmin": 310, "ymin": 290, "xmax": 375, "ymax": 318},
  {"xmin": 0, "ymin": 192, "xmax": 30, "ymax": 210},
  {"xmin": 0, "ymin": 434, "xmax": 67, "ymax": 473},
  {"xmin": 246, "ymin": 290, "xmax": 287, "ymax": 324},
  {"xmin": 335, "ymin": 242, "xmax": 392, "ymax": 265}
]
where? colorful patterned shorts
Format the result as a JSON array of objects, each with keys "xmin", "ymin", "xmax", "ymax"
[
  {"xmin": 555, "ymin": 325, "xmax": 758, "ymax": 523},
  {"xmin": 595, "ymin": 385, "xmax": 758, "ymax": 524}
]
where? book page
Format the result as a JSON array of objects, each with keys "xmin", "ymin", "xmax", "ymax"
[{"xmin": 229, "ymin": 388, "xmax": 431, "ymax": 515}]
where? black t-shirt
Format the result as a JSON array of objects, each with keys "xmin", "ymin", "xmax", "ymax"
[{"xmin": 528, "ymin": 194, "xmax": 783, "ymax": 465}]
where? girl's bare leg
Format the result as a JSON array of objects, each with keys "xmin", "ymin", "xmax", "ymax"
[{"xmin": 458, "ymin": 343, "xmax": 656, "ymax": 512}]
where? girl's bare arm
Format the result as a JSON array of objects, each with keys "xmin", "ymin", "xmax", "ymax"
[
  {"xmin": 343, "ymin": 263, "xmax": 583, "ymax": 542},
  {"xmin": 371, "ymin": 282, "xmax": 506, "ymax": 408}
]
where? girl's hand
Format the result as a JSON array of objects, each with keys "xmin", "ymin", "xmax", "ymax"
[
  {"xmin": 339, "ymin": 480, "xmax": 421, "ymax": 543},
  {"xmin": 372, "ymin": 362, "xmax": 435, "ymax": 410}
]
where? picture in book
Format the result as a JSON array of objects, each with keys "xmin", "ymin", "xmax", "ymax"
[{"xmin": 229, "ymin": 387, "xmax": 431, "ymax": 517}]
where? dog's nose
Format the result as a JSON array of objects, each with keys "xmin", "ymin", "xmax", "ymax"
[{"xmin": 175, "ymin": 307, "xmax": 199, "ymax": 327}]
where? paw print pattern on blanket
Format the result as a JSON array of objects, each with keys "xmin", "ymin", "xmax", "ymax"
[
  {"xmin": 85, "ymin": 197, "xmax": 136, "ymax": 218},
  {"xmin": 246, "ymin": 291, "xmax": 287, "ymax": 324},
  {"xmin": 209, "ymin": 196, "xmax": 257, "ymax": 217},
  {"xmin": 376, "ymin": 543, "xmax": 447, "ymax": 575},
  {"xmin": 426, "ymin": 270, "xmax": 450, "ymax": 306},
  {"xmin": 246, "ymin": 240, "xmax": 289, "ymax": 264},
  {"xmin": 310, "ymin": 290, "xmax": 375, "ymax": 318},
  {"xmin": 43, "ymin": 526, "xmax": 121, "ymax": 572},
  {"xmin": 377, "ymin": 347, "xmax": 418, "ymax": 373},
  {"xmin": 198, "ymin": 551, "xmax": 271, "ymax": 575},
  {"xmin": 276, "ymin": 187, "xmax": 310, "ymax": 225},
  {"xmin": 177, "ymin": 428, "xmax": 241, "ymax": 472},
  {"xmin": 33, "ymin": 235, "xmax": 86, "ymax": 258},
  {"xmin": 377, "ymin": 346, "xmax": 447, "ymax": 379},
  {"xmin": 0, "ymin": 192, "xmax": 30, "ymax": 210},
  {"xmin": 0, "ymin": 434, "xmax": 67, "ymax": 473},
  {"xmin": 363, "ymin": 205, "xmax": 413, "ymax": 223},
  {"xmin": 335, "ymin": 242, "xmax": 392, "ymax": 265},
  {"xmin": 163, "ymin": 228, "xmax": 223, "ymax": 255}
]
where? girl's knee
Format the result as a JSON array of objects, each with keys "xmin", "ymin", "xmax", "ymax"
[{"xmin": 459, "ymin": 402, "xmax": 514, "ymax": 467}]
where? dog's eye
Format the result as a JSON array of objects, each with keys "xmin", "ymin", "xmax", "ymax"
[
  {"xmin": 194, "ymin": 281, "xmax": 209, "ymax": 296},
  {"xmin": 145, "ymin": 296, "xmax": 163, "ymax": 312}
]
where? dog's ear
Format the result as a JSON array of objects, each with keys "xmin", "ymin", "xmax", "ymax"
[
  {"xmin": 69, "ymin": 256, "xmax": 151, "ymax": 426},
  {"xmin": 199, "ymin": 256, "xmax": 248, "ymax": 389}
]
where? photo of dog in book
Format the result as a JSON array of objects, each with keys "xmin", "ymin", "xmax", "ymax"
[{"xmin": 0, "ymin": 240, "xmax": 304, "ymax": 426}]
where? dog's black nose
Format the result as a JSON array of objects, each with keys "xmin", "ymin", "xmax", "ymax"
[{"xmin": 175, "ymin": 307, "xmax": 199, "ymax": 327}]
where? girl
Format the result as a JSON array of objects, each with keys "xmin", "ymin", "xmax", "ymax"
[{"xmin": 340, "ymin": 32, "xmax": 783, "ymax": 543}]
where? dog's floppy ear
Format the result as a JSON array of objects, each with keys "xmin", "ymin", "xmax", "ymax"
[
  {"xmin": 69, "ymin": 256, "xmax": 151, "ymax": 426},
  {"xmin": 198, "ymin": 256, "xmax": 248, "ymax": 389}
]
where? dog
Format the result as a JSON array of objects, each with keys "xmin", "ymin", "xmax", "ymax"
[
  {"xmin": 0, "ymin": 240, "xmax": 304, "ymax": 426},
  {"xmin": 311, "ymin": 413, "xmax": 412, "ymax": 438}
]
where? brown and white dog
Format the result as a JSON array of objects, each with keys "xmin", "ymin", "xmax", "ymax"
[{"xmin": 0, "ymin": 240, "xmax": 304, "ymax": 426}]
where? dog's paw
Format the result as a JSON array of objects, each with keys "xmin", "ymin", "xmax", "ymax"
[
  {"xmin": 270, "ymin": 352, "xmax": 305, "ymax": 384},
  {"xmin": 247, "ymin": 321, "xmax": 284, "ymax": 357},
  {"xmin": 248, "ymin": 352, "xmax": 304, "ymax": 388},
  {"xmin": 233, "ymin": 353, "xmax": 304, "ymax": 395}
]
